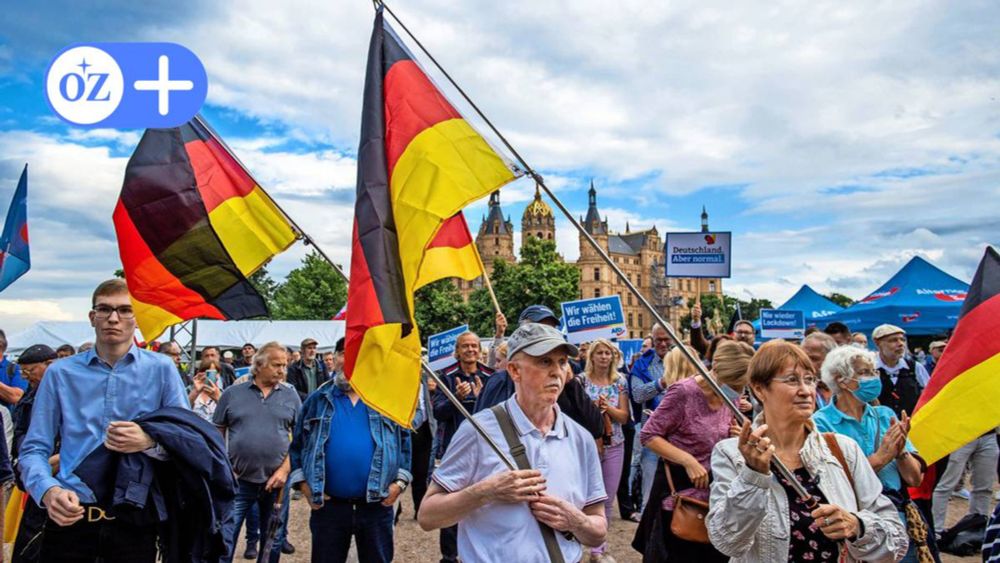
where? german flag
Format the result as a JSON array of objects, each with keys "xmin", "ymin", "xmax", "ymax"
[
  {"xmin": 345, "ymin": 8, "xmax": 519, "ymax": 426},
  {"xmin": 414, "ymin": 212, "xmax": 484, "ymax": 288},
  {"xmin": 910, "ymin": 246, "xmax": 1000, "ymax": 463},
  {"xmin": 113, "ymin": 118, "xmax": 297, "ymax": 341}
]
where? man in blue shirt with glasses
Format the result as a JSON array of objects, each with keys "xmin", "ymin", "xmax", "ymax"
[{"xmin": 18, "ymin": 278, "xmax": 188, "ymax": 562}]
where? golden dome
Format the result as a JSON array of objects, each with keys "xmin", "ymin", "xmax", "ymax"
[{"xmin": 523, "ymin": 186, "xmax": 553, "ymax": 218}]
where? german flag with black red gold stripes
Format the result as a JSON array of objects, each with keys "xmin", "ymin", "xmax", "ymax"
[
  {"xmin": 910, "ymin": 246, "xmax": 1000, "ymax": 463},
  {"xmin": 113, "ymin": 118, "xmax": 297, "ymax": 341},
  {"xmin": 345, "ymin": 9, "xmax": 519, "ymax": 426}
]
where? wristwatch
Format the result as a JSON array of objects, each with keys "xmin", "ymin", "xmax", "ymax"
[{"xmin": 393, "ymin": 479, "xmax": 409, "ymax": 493}]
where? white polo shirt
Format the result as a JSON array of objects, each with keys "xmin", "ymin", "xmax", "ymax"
[{"xmin": 432, "ymin": 396, "xmax": 606, "ymax": 563}]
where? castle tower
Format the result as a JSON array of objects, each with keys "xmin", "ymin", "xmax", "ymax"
[
  {"xmin": 476, "ymin": 191, "xmax": 515, "ymax": 269},
  {"xmin": 521, "ymin": 184, "xmax": 555, "ymax": 242},
  {"xmin": 701, "ymin": 205, "xmax": 709, "ymax": 233}
]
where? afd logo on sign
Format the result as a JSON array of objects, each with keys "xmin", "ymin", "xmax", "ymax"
[{"xmin": 45, "ymin": 43, "xmax": 207, "ymax": 128}]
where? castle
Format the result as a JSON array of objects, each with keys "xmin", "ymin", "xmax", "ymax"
[{"xmin": 457, "ymin": 182, "xmax": 724, "ymax": 339}]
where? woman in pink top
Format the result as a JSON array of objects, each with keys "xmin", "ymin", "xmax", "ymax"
[{"xmin": 632, "ymin": 340, "xmax": 754, "ymax": 562}]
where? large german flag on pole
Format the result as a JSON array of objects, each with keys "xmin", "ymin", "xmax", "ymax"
[
  {"xmin": 910, "ymin": 246, "xmax": 1000, "ymax": 463},
  {"xmin": 345, "ymin": 8, "xmax": 519, "ymax": 426},
  {"xmin": 113, "ymin": 118, "xmax": 297, "ymax": 341}
]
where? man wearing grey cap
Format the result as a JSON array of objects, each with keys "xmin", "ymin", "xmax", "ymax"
[
  {"xmin": 871, "ymin": 323, "xmax": 929, "ymax": 418},
  {"xmin": 418, "ymin": 323, "xmax": 607, "ymax": 562}
]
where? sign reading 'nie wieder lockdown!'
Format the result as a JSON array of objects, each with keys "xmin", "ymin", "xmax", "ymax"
[
  {"xmin": 427, "ymin": 324, "xmax": 469, "ymax": 371},
  {"xmin": 561, "ymin": 295, "xmax": 627, "ymax": 344},
  {"xmin": 664, "ymin": 232, "xmax": 733, "ymax": 278},
  {"xmin": 759, "ymin": 309, "xmax": 805, "ymax": 340}
]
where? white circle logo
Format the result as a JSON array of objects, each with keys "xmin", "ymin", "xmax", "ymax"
[{"xmin": 45, "ymin": 46, "xmax": 124, "ymax": 125}]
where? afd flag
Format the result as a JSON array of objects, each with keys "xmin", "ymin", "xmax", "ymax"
[{"xmin": 0, "ymin": 165, "xmax": 30, "ymax": 292}]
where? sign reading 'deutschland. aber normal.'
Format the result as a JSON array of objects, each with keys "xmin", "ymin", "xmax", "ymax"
[
  {"xmin": 759, "ymin": 309, "xmax": 806, "ymax": 340},
  {"xmin": 664, "ymin": 232, "xmax": 732, "ymax": 278},
  {"xmin": 560, "ymin": 295, "xmax": 627, "ymax": 345},
  {"xmin": 426, "ymin": 324, "xmax": 469, "ymax": 371}
]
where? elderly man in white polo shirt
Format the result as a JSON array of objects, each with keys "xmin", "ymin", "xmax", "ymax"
[{"xmin": 418, "ymin": 323, "xmax": 608, "ymax": 562}]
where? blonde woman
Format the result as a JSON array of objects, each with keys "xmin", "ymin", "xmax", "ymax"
[
  {"xmin": 634, "ymin": 340, "xmax": 754, "ymax": 561},
  {"xmin": 662, "ymin": 344, "xmax": 698, "ymax": 387},
  {"xmin": 582, "ymin": 339, "xmax": 630, "ymax": 563}
]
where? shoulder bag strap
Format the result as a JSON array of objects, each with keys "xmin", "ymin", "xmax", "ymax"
[
  {"xmin": 823, "ymin": 432, "xmax": 855, "ymax": 492},
  {"xmin": 490, "ymin": 404, "xmax": 566, "ymax": 563}
]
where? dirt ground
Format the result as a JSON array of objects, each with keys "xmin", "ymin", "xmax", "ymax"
[{"xmin": 242, "ymin": 490, "xmax": 992, "ymax": 562}]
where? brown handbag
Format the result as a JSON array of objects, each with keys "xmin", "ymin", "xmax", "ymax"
[{"xmin": 665, "ymin": 463, "xmax": 711, "ymax": 543}]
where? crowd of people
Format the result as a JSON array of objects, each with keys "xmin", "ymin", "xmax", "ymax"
[{"xmin": 0, "ymin": 278, "xmax": 997, "ymax": 562}]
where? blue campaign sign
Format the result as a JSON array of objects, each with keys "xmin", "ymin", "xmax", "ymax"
[
  {"xmin": 426, "ymin": 324, "xmax": 469, "ymax": 371},
  {"xmin": 616, "ymin": 339, "xmax": 645, "ymax": 367},
  {"xmin": 664, "ymin": 231, "xmax": 732, "ymax": 278},
  {"xmin": 45, "ymin": 43, "xmax": 207, "ymax": 128},
  {"xmin": 759, "ymin": 309, "xmax": 805, "ymax": 340},
  {"xmin": 560, "ymin": 295, "xmax": 627, "ymax": 344}
]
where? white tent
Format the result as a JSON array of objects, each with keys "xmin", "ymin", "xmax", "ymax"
[{"xmin": 6, "ymin": 320, "xmax": 345, "ymax": 355}]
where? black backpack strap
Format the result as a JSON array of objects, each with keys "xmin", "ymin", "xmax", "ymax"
[{"xmin": 490, "ymin": 404, "xmax": 566, "ymax": 563}]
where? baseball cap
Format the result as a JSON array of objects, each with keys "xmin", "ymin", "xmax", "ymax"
[
  {"xmin": 507, "ymin": 323, "xmax": 578, "ymax": 360},
  {"xmin": 18, "ymin": 344, "xmax": 57, "ymax": 365},
  {"xmin": 929, "ymin": 340, "xmax": 947, "ymax": 351},
  {"xmin": 872, "ymin": 324, "xmax": 905, "ymax": 340},
  {"xmin": 301, "ymin": 337, "xmax": 318, "ymax": 348},
  {"xmin": 518, "ymin": 304, "xmax": 559, "ymax": 326}
]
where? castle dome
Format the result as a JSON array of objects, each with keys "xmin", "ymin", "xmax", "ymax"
[{"xmin": 522, "ymin": 185, "xmax": 553, "ymax": 219}]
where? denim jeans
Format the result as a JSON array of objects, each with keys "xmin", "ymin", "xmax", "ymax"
[
  {"xmin": 222, "ymin": 479, "xmax": 281, "ymax": 563},
  {"xmin": 245, "ymin": 503, "xmax": 260, "ymax": 546},
  {"xmin": 639, "ymin": 446, "xmax": 659, "ymax": 511},
  {"xmin": 309, "ymin": 500, "xmax": 394, "ymax": 563}
]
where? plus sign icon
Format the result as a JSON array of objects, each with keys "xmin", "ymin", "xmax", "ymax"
[{"xmin": 45, "ymin": 43, "xmax": 207, "ymax": 128}]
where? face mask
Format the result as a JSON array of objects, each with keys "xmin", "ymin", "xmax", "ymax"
[
  {"xmin": 721, "ymin": 383, "xmax": 742, "ymax": 404},
  {"xmin": 851, "ymin": 377, "xmax": 882, "ymax": 403}
]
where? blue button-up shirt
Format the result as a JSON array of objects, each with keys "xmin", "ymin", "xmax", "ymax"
[
  {"xmin": 813, "ymin": 400, "xmax": 916, "ymax": 491},
  {"xmin": 18, "ymin": 345, "xmax": 188, "ymax": 505}
]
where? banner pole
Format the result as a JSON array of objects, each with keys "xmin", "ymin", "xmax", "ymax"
[{"xmin": 378, "ymin": 1, "xmax": 813, "ymax": 503}]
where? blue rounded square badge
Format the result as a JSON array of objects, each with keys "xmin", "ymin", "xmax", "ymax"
[{"xmin": 45, "ymin": 42, "xmax": 208, "ymax": 128}]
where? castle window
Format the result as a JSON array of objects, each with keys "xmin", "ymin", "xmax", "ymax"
[
  {"xmin": 628, "ymin": 312, "xmax": 634, "ymax": 327},
  {"xmin": 709, "ymin": 281, "xmax": 716, "ymax": 292},
  {"xmin": 593, "ymin": 267, "xmax": 600, "ymax": 281},
  {"xmin": 637, "ymin": 274, "xmax": 642, "ymax": 286},
  {"xmin": 537, "ymin": 232, "xmax": 542, "ymax": 239},
  {"xmin": 638, "ymin": 313, "xmax": 644, "ymax": 329},
  {"xmin": 628, "ymin": 294, "xmax": 633, "ymax": 306},
  {"xmin": 547, "ymin": 233, "xmax": 552, "ymax": 240},
  {"xmin": 594, "ymin": 288, "xmax": 601, "ymax": 298}
]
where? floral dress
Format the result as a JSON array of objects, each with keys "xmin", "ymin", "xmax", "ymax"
[
  {"xmin": 583, "ymin": 374, "xmax": 627, "ymax": 446},
  {"xmin": 779, "ymin": 467, "xmax": 839, "ymax": 562}
]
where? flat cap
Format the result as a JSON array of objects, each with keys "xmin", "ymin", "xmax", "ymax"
[
  {"xmin": 18, "ymin": 344, "xmax": 57, "ymax": 365},
  {"xmin": 872, "ymin": 324, "xmax": 905, "ymax": 340}
]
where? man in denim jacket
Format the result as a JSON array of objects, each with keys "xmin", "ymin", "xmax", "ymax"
[{"xmin": 289, "ymin": 371, "xmax": 412, "ymax": 563}]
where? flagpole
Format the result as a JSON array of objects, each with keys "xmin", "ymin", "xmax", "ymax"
[
  {"xmin": 377, "ymin": 2, "xmax": 814, "ymax": 504},
  {"xmin": 190, "ymin": 113, "xmax": 517, "ymax": 471}
]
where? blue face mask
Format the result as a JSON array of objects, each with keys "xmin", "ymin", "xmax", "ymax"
[{"xmin": 852, "ymin": 377, "xmax": 882, "ymax": 403}]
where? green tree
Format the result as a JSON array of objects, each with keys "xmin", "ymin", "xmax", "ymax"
[
  {"xmin": 271, "ymin": 250, "xmax": 347, "ymax": 319},
  {"xmin": 249, "ymin": 265, "xmax": 280, "ymax": 314},
  {"xmin": 681, "ymin": 293, "xmax": 774, "ymax": 333},
  {"xmin": 825, "ymin": 292, "xmax": 854, "ymax": 308},
  {"xmin": 467, "ymin": 236, "xmax": 579, "ymax": 334},
  {"xmin": 414, "ymin": 279, "xmax": 472, "ymax": 342}
]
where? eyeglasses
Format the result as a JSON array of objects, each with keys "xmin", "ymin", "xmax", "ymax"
[
  {"xmin": 93, "ymin": 305, "xmax": 135, "ymax": 319},
  {"xmin": 773, "ymin": 375, "xmax": 818, "ymax": 388}
]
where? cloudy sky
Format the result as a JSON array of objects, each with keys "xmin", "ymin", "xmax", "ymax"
[{"xmin": 1, "ymin": 0, "xmax": 998, "ymax": 333}]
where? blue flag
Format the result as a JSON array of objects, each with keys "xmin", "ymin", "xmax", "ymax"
[{"xmin": 0, "ymin": 165, "xmax": 30, "ymax": 292}]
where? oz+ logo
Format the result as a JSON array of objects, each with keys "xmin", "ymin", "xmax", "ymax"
[{"xmin": 45, "ymin": 43, "xmax": 207, "ymax": 128}]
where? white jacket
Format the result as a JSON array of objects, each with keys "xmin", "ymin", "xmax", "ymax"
[{"xmin": 707, "ymin": 422, "xmax": 907, "ymax": 563}]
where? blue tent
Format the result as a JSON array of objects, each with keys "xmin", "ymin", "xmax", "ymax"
[
  {"xmin": 752, "ymin": 285, "xmax": 844, "ymax": 335},
  {"xmin": 822, "ymin": 256, "xmax": 968, "ymax": 336}
]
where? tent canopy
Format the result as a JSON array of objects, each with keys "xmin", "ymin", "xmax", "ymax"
[
  {"xmin": 5, "ymin": 320, "xmax": 345, "ymax": 355},
  {"xmin": 752, "ymin": 284, "xmax": 844, "ymax": 334},
  {"xmin": 823, "ymin": 256, "xmax": 968, "ymax": 336}
]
